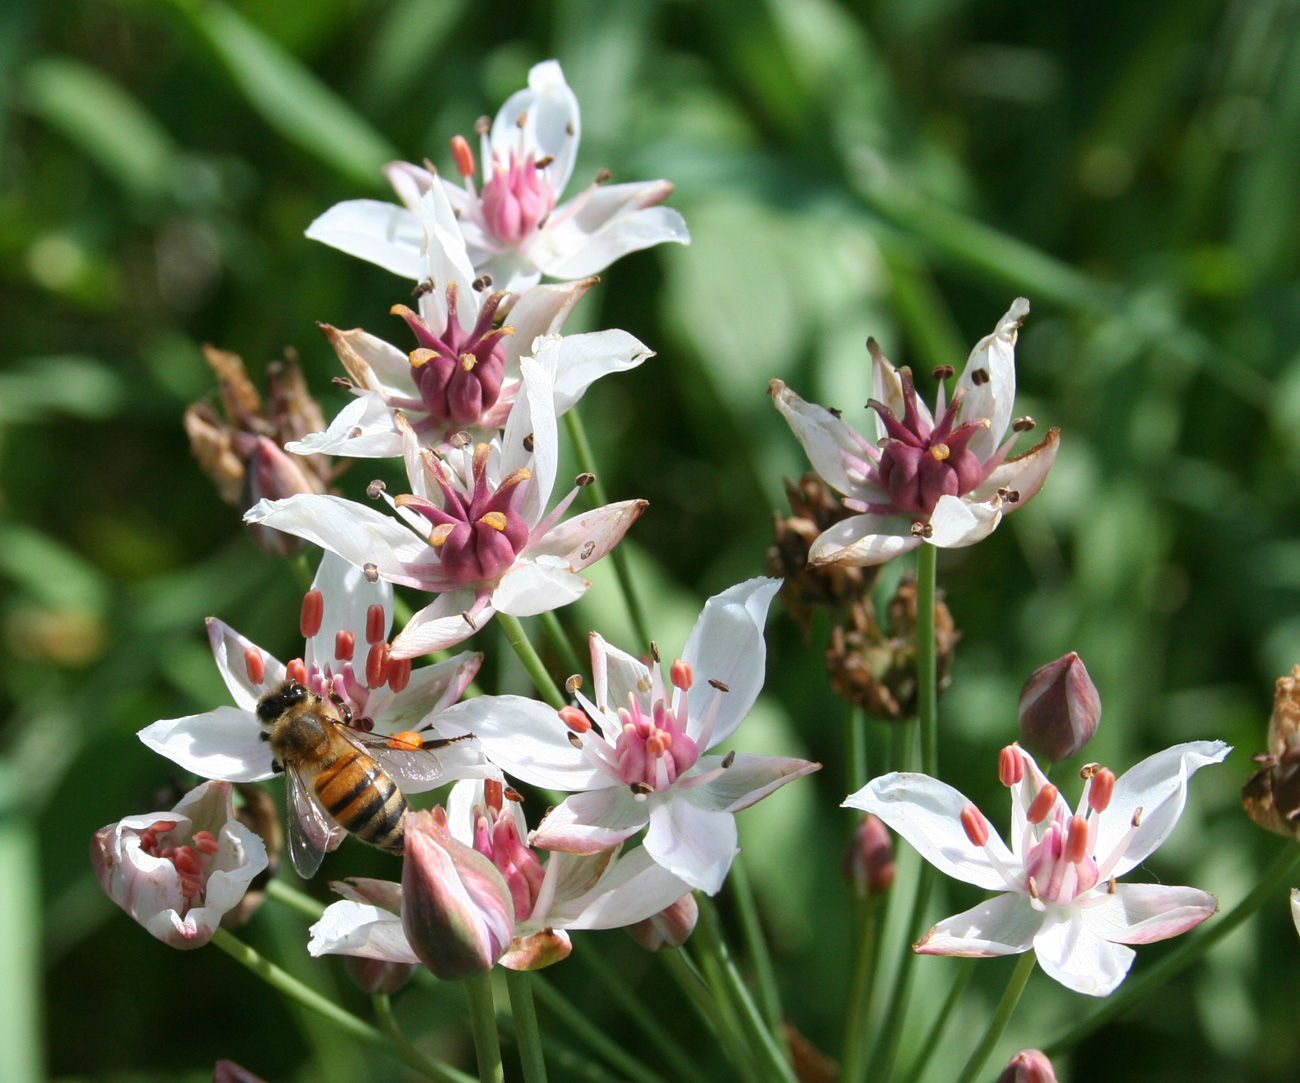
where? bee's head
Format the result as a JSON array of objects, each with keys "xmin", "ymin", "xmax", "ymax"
[{"xmin": 257, "ymin": 680, "xmax": 308, "ymax": 724}]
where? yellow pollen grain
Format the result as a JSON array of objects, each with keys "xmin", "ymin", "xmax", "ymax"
[
  {"xmin": 499, "ymin": 467, "xmax": 533, "ymax": 489},
  {"xmin": 409, "ymin": 348, "xmax": 437, "ymax": 368},
  {"xmin": 500, "ymin": 324, "xmax": 516, "ymax": 337},
  {"xmin": 429, "ymin": 523, "xmax": 455, "ymax": 546},
  {"xmin": 479, "ymin": 511, "xmax": 508, "ymax": 531},
  {"xmin": 930, "ymin": 443, "xmax": 950, "ymax": 460},
  {"xmin": 461, "ymin": 353, "xmax": 477, "ymax": 371}
]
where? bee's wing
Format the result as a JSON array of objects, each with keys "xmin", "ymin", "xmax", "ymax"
[
  {"xmin": 342, "ymin": 728, "xmax": 461, "ymax": 784},
  {"xmin": 284, "ymin": 765, "xmax": 333, "ymax": 879}
]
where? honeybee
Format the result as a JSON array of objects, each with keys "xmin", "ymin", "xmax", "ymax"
[{"xmin": 257, "ymin": 680, "xmax": 470, "ymax": 878}]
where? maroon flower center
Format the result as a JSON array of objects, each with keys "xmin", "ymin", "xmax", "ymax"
[{"xmin": 480, "ymin": 151, "xmax": 556, "ymax": 247}]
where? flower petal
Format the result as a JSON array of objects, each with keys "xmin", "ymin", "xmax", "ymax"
[
  {"xmin": 1094, "ymin": 741, "xmax": 1231, "ymax": 878},
  {"xmin": 286, "ymin": 392, "xmax": 404, "ymax": 460},
  {"xmin": 390, "ymin": 591, "xmax": 496, "ymax": 658},
  {"xmin": 530, "ymin": 788, "xmax": 649, "ymax": 855},
  {"xmin": 589, "ymin": 633, "xmax": 651, "ymax": 738},
  {"xmin": 528, "ymin": 500, "xmax": 648, "ymax": 570},
  {"xmin": 547, "ymin": 330, "xmax": 653, "ymax": 416},
  {"xmin": 770, "ymin": 380, "xmax": 885, "ymax": 502},
  {"xmin": 305, "ymin": 552, "xmax": 392, "ymax": 676},
  {"xmin": 926, "ymin": 494, "xmax": 1003, "ymax": 548},
  {"xmin": 536, "ymin": 202, "xmax": 691, "ymax": 280},
  {"xmin": 207, "ymin": 619, "xmax": 284, "ymax": 711},
  {"xmin": 415, "ymin": 185, "xmax": 478, "ymax": 330},
  {"xmin": 493, "ymin": 559, "xmax": 589, "ymax": 616},
  {"xmin": 844, "ymin": 772, "xmax": 1015, "ymax": 892},
  {"xmin": 318, "ymin": 324, "xmax": 415, "ymax": 398},
  {"xmin": 915, "ymin": 892, "xmax": 1040, "ymax": 957},
  {"xmin": 492, "ymin": 60, "xmax": 581, "ymax": 197},
  {"xmin": 808, "ymin": 515, "xmax": 923, "ymax": 567},
  {"xmin": 501, "ymin": 353, "xmax": 558, "ymax": 518},
  {"xmin": 561, "ymin": 847, "xmax": 695, "ymax": 931},
  {"xmin": 365, "ymin": 651, "xmax": 482, "ymax": 736},
  {"xmin": 1032, "ymin": 909, "xmax": 1135, "ymax": 997},
  {"xmin": 971, "ymin": 427, "xmax": 1060, "ymax": 509},
  {"xmin": 683, "ymin": 754, "xmax": 820, "ymax": 813},
  {"xmin": 644, "ymin": 797, "xmax": 737, "ymax": 895},
  {"xmin": 308, "ymin": 900, "xmax": 420, "ymax": 964},
  {"xmin": 956, "ymin": 298, "xmax": 1028, "ymax": 460},
  {"xmin": 305, "ymin": 199, "xmax": 426, "ymax": 279},
  {"xmin": 1082, "ymin": 883, "xmax": 1217, "ymax": 945},
  {"xmin": 504, "ymin": 279, "xmax": 597, "ymax": 370},
  {"xmin": 137, "ymin": 706, "xmax": 274, "ymax": 782}
]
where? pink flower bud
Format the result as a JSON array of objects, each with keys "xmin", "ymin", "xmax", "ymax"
[
  {"xmin": 626, "ymin": 893, "xmax": 699, "ymax": 951},
  {"xmin": 996, "ymin": 1049, "xmax": 1058, "ymax": 1083},
  {"xmin": 400, "ymin": 808, "xmax": 515, "ymax": 980},
  {"xmin": 214, "ymin": 1061, "xmax": 268, "ymax": 1083},
  {"xmin": 343, "ymin": 955, "xmax": 416, "ymax": 996},
  {"xmin": 1017, "ymin": 652, "xmax": 1101, "ymax": 762},
  {"xmin": 843, "ymin": 815, "xmax": 895, "ymax": 899}
]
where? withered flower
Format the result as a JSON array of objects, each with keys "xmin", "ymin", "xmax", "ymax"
[{"xmin": 1243, "ymin": 665, "xmax": 1300, "ymax": 838}]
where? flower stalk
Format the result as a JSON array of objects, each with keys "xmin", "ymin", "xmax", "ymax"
[
  {"xmin": 463, "ymin": 971, "xmax": 505, "ymax": 1083},
  {"xmin": 530, "ymin": 974, "xmax": 672, "ymax": 1083},
  {"xmin": 954, "ymin": 952, "xmax": 1037, "ymax": 1083},
  {"xmin": 497, "ymin": 613, "xmax": 566, "ymax": 709},
  {"xmin": 504, "ymin": 969, "xmax": 548, "ymax": 1083},
  {"xmin": 899, "ymin": 957, "xmax": 976, "ymax": 1083},
  {"xmin": 728, "ymin": 859, "xmax": 787, "ymax": 1052}
]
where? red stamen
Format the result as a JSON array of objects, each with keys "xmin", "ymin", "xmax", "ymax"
[
  {"xmin": 387, "ymin": 657, "xmax": 411, "ymax": 693},
  {"xmin": 388, "ymin": 730, "xmax": 423, "ymax": 751},
  {"xmin": 450, "ymin": 134, "xmax": 476, "ymax": 178},
  {"xmin": 366, "ymin": 604, "xmax": 386, "ymax": 645},
  {"xmin": 961, "ymin": 804, "xmax": 990, "ymax": 847},
  {"xmin": 173, "ymin": 846, "xmax": 203, "ymax": 877},
  {"xmin": 1026, "ymin": 784, "xmax": 1058, "ymax": 825},
  {"xmin": 244, "ymin": 647, "xmax": 266, "ymax": 686},
  {"xmin": 287, "ymin": 658, "xmax": 308, "ymax": 686},
  {"xmin": 193, "ymin": 831, "xmax": 220, "ymax": 855},
  {"xmin": 559, "ymin": 706, "xmax": 592, "ymax": 733},
  {"xmin": 670, "ymin": 659, "xmax": 693, "ymax": 690},
  {"xmin": 150, "ymin": 820, "xmax": 178, "ymax": 834},
  {"xmin": 366, "ymin": 643, "xmax": 390, "ymax": 688},
  {"xmin": 1065, "ymin": 814, "xmax": 1090, "ymax": 864},
  {"xmin": 335, "ymin": 630, "xmax": 355, "ymax": 662},
  {"xmin": 998, "ymin": 745, "xmax": 1024, "ymax": 787},
  {"xmin": 484, "ymin": 778, "xmax": 504, "ymax": 811},
  {"xmin": 1089, "ymin": 768, "xmax": 1115, "ymax": 813},
  {"xmin": 179, "ymin": 875, "xmax": 203, "ymax": 899},
  {"xmin": 300, "ymin": 590, "xmax": 324, "ymax": 638}
]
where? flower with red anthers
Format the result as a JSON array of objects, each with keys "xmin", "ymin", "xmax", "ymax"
[
  {"xmin": 441, "ymin": 578, "xmax": 822, "ymax": 895},
  {"xmin": 247, "ymin": 356, "xmax": 648, "ymax": 657},
  {"xmin": 770, "ymin": 299, "xmax": 1060, "ymax": 566},
  {"xmin": 138, "ymin": 552, "xmax": 487, "ymax": 798},
  {"xmin": 305, "ymin": 60, "xmax": 689, "ymax": 295},
  {"xmin": 305, "ymin": 778, "xmax": 692, "ymax": 973},
  {"xmin": 91, "ymin": 780, "xmax": 267, "ymax": 949},
  {"xmin": 846, "ymin": 740, "xmax": 1229, "ymax": 996}
]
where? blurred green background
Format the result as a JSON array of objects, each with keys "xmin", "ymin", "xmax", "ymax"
[{"xmin": 5, "ymin": 0, "xmax": 1300, "ymax": 1080}]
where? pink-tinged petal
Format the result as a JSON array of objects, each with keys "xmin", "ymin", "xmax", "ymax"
[
  {"xmin": 808, "ymin": 515, "xmax": 923, "ymax": 567},
  {"xmin": 956, "ymin": 298, "xmax": 1028, "ymax": 459},
  {"xmin": 971, "ymin": 428, "xmax": 1060, "ymax": 509},
  {"xmin": 683, "ymin": 754, "xmax": 820, "ymax": 813},
  {"xmin": 493, "ymin": 560, "xmax": 589, "ymax": 617},
  {"xmin": 531, "ymin": 788, "xmax": 649, "ymax": 854},
  {"xmin": 390, "ymin": 592, "xmax": 496, "ymax": 659},
  {"xmin": 915, "ymin": 892, "xmax": 1040, "ymax": 957},
  {"xmin": 318, "ymin": 324, "xmax": 415, "ymax": 398},
  {"xmin": 590, "ymin": 633, "xmax": 651, "ymax": 737},
  {"xmin": 548, "ymin": 330, "xmax": 653, "ymax": 416},
  {"xmin": 305, "ymin": 199, "xmax": 426, "ymax": 279},
  {"xmin": 870, "ymin": 345, "xmax": 907, "ymax": 443},
  {"xmin": 927, "ymin": 494, "xmax": 1003, "ymax": 548},
  {"xmin": 845, "ymin": 773, "xmax": 1015, "ymax": 892},
  {"xmin": 414, "ymin": 186, "xmax": 478, "ymax": 330},
  {"xmin": 1082, "ymin": 883, "xmax": 1217, "ymax": 946},
  {"xmin": 770, "ymin": 380, "xmax": 883, "ymax": 502},
  {"xmin": 500, "ymin": 929, "xmax": 573, "ymax": 970},
  {"xmin": 1008, "ymin": 749, "xmax": 1066, "ymax": 856},
  {"xmin": 308, "ymin": 900, "xmax": 420, "ymax": 964},
  {"xmin": 501, "ymin": 354, "xmax": 558, "ymax": 518},
  {"xmin": 492, "ymin": 60, "xmax": 581, "ymax": 196},
  {"xmin": 504, "ymin": 279, "xmax": 597, "ymax": 370},
  {"xmin": 206, "ymin": 619, "xmax": 284, "ymax": 710},
  {"xmin": 679, "ymin": 577, "xmax": 781, "ymax": 746},
  {"xmin": 1032, "ymin": 909, "xmax": 1135, "ymax": 997},
  {"xmin": 1094, "ymin": 741, "xmax": 1231, "ymax": 878},
  {"xmin": 138, "ymin": 706, "xmax": 274, "ymax": 782},
  {"xmin": 364, "ymin": 651, "xmax": 482, "ymax": 736},
  {"xmin": 383, "ymin": 160, "xmax": 435, "ymax": 213},
  {"xmin": 439, "ymin": 694, "xmax": 603, "ymax": 790},
  {"xmin": 244, "ymin": 495, "xmax": 430, "ymax": 588},
  {"xmin": 1292, "ymin": 889, "xmax": 1300, "ymax": 937},
  {"xmin": 286, "ymin": 393, "xmax": 404, "ymax": 460},
  {"xmin": 560, "ymin": 847, "xmax": 695, "ymax": 931},
  {"xmin": 529, "ymin": 500, "xmax": 649, "ymax": 570},
  {"xmin": 305, "ymin": 552, "xmax": 392, "ymax": 676},
  {"xmin": 644, "ymin": 798, "xmax": 737, "ymax": 896},
  {"xmin": 333, "ymin": 877, "xmax": 405, "ymax": 913},
  {"xmin": 536, "ymin": 202, "xmax": 691, "ymax": 280}
]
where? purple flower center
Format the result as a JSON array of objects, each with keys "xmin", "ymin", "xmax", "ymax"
[
  {"xmin": 869, "ymin": 368, "xmax": 988, "ymax": 516},
  {"xmin": 480, "ymin": 151, "xmax": 556, "ymax": 247},
  {"xmin": 393, "ymin": 284, "xmax": 513, "ymax": 426}
]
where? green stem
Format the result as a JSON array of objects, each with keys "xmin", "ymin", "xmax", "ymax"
[
  {"xmin": 837, "ymin": 897, "xmax": 877, "ymax": 1083},
  {"xmin": 211, "ymin": 928, "xmax": 466, "ymax": 1083},
  {"xmin": 373, "ymin": 994, "xmax": 478, "ymax": 1083},
  {"xmin": 563, "ymin": 407, "xmax": 652, "ymax": 649},
  {"xmin": 898, "ymin": 958, "xmax": 976, "ymax": 1083},
  {"xmin": 1044, "ymin": 839, "xmax": 1300, "ymax": 1057},
  {"xmin": 915, "ymin": 543, "xmax": 938, "ymax": 777},
  {"xmin": 505, "ymin": 969, "xmax": 548, "ymax": 1083},
  {"xmin": 539, "ymin": 609, "xmax": 585, "ymax": 679},
  {"xmin": 664, "ymin": 945, "xmax": 766, "ymax": 1082},
  {"xmin": 531, "ymin": 973, "xmax": 671, "ymax": 1083},
  {"xmin": 498, "ymin": 614, "xmax": 566, "ymax": 709},
  {"xmin": 728, "ymin": 857, "xmax": 787, "ymax": 1053},
  {"xmin": 846, "ymin": 701, "xmax": 867, "ymax": 794},
  {"xmin": 694, "ymin": 897, "xmax": 798, "ymax": 1083},
  {"xmin": 463, "ymin": 971, "xmax": 505, "ymax": 1083},
  {"xmin": 953, "ymin": 953, "xmax": 1036, "ymax": 1083},
  {"xmin": 266, "ymin": 877, "xmax": 326, "ymax": 919}
]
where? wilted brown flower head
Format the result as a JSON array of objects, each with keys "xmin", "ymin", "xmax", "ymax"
[
  {"xmin": 1243, "ymin": 665, "xmax": 1300, "ymax": 839},
  {"xmin": 826, "ymin": 576, "xmax": 959, "ymax": 720},
  {"xmin": 766, "ymin": 473, "xmax": 876, "ymax": 635},
  {"xmin": 184, "ymin": 345, "xmax": 336, "ymax": 555}
]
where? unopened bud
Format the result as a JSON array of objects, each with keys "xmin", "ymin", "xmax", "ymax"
[
  {"xmin": 843, "ymin": 815, "xmax": 895, "ymax": 899},
  {"xmin": 626, "ymin": 893, "xmax": 699, "ymax": 950},
  {"xmin": 996, "ymin": 1049, "xmax": 1058, "ymax": 1083},
  {"xmin": 344, "ymin": 955, "xmax": 416, "ymax": 996},
  {"xmin": 1017, "ymin": 652, "xmax": 1102, "ymax": 761}
]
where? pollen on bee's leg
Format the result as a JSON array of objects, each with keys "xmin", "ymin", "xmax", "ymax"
[
  {"xmin": 244, "ymin": 647, "xmax": 266, "ymax": 686},
  {"xmin": 389, "ymin": 730, "xmax": 424, "ymax": 751}
]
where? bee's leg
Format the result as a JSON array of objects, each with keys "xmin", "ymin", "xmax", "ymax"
[
  {"xmin": 328, "ymin": 692, "xmax": 353, "ymax": 726},
  {"xmin": 354, "ymin": 715, "xmax": 375, "ymax": 732},
  {"xmin": 258, "ymin": 731, "xmax": 270, "ymax": 742},
  {"xmin": 421, "ymin": 732, "xmax": 476, "ymax": 749},
  {"xmin": 271, "ymin": 761, "xmax": 285, "ymax": 774}
]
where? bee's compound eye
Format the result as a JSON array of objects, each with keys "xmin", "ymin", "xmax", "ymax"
[{"xmin": 258, "ymin": 681, "xmax": 308, "ymax": 722}]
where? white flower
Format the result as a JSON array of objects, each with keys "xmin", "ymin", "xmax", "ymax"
[
  {"xmin": 246, "ymin": 355, "xmax": 646, "ymax": 657},
  {"xmin": 306, "ymin": 60, "xmax": 688, "ymax": 294},
  {"xmin": 91, "ymin": 780, "xmax": 267, "ymax": 949},
  {"xmin": 443, "ymin": 577, "xmax": 821, "ymax": 895},
  {"xmin": 770, "ymin": 299, "xmax": 1059, "ymax": 566},
  {"xmin": 137, "ymin": 552, "xmax": 486, "ymax": 792},
  {"xmin": 846, "ymin": 741, "xmax": 1229, "ymax": 996}
]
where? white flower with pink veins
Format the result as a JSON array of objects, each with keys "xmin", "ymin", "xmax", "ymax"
[
  {"xmin": 847, "ymin": 740, "xmax": 1230, "ymax": 996},
  {"xmin": 306, "ymin": 60, "xmax": 689, "ymax": 294},
  {"xmin": 246, "ymin": 353, "xmax": 645, "ymax": 657}
]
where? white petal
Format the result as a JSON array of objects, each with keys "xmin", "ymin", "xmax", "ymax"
[
  {"xmin": 319, "ymin": 324, "xmax": 416, "ymax": 398},
  {"xmin": 971, "ymin": 428, "xmax": 1060, "ymax": 509},
  {"xmin": 501, "ymin": 353, "xmax": 558, "ymax": 518},
  {"xmin": 915, "ymin": 892, "xmax": 1040, "ymax": 957},
  {"xmin": 844, "ymin": 772, "xmax": 1015, "ymax": 892},
  {"xmin": 644, "ymin": 798, "xmax": 737, "ymax": 896},
  {"xmin": 561, "ymin": 847, "xmax": 694, "ymax": 931},
  {"xmin": 390, "ymin": 592, "xmax": 496, "ymax": 659},
  {"xmin": 1033, "ymin": 909, "xmax": 1134, "ymax": 997},
  {"xmin": 590, "ymin": 633, "xmax": 651, "ymax": 725},
  {"xmin": 770, "ymin": 380, "xmax": 883, "ymax": 502},
  {"xmin": 1093, "ymin": 741, "xmax": 1231, "ymax": 878},
  {"xmin": 305, "ymin": 200, "xmax": 426, "ymax": 279},
  {"xmin": 683, "ymin": 754, "xmax": 820, "ymax": 813},
  {"xmin": 305, "ymin": 551, "xmax": 392, "ymax": 676},
  {"xmin": 956, "ymin": 298, "xmax": 1028, "ymax": 459},
  {"xmin": 530, "ymin": 787, "xmax": 648, "ymax": 854},
  {"xmin": 206, "ymin": 619, "xmax": 284, "ymax": 711},
  {"xmin": 548, "ymin": 330, "xmax": 653, "ymax": 415},
  {"xmin": 808, "ymin": 515, "xmax": 922, "ymax": 567},
  {"xmin": 528, "ymin": 500, "xmax": 648, "ymax": 570},
  {"xmin": 366, "ymin": 651, "xmax": 481, "ymax": 736},
  {"xmin": 503, "ymin": 279, "xmax": 595, "ymax": 368},
  {"xmin": 492, "ymin": 60, "xmax": 581, "ymax": 196},
  {"xmin": 286, "ymin": 393, "xmax": 405, "ymax": 460},
  {"xmin": 680, "ymin": 577, "xmax": 780, "ymax": 746},
  {"xmin": 383, "ymin": 160, "xmax": 435, "ymax": 213},
  {"xmin": 415, "ymin": 185, "xmax": 478, "ymax": 330},
  {"xmin": 308, "ymin": 900, "xmax": 420, "ymax": 964},
  {"xmin": 137, "ymin": 706, "xmax": 274, "ymax": 782},
  {"xmin": 926, "ymin": 495, "xmax": 1003, "ymax": 548},
  {"xmin": 493, "ymin": 559, "xmax": 588, "ymax": 616},
  {"xmin": 1082, "ymin": 883, "xmax": 1217, "ymax": 945},
  {"xmin": 537, "ymin": 204, "xmax": 691, "ymax": 280}
]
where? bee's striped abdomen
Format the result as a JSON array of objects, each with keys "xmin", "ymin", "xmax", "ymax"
[{"xmin": 314, "ymin": 746, "xmax": 408, "ymax": 854}]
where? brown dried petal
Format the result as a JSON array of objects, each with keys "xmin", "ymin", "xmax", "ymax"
[{"xmin": 1243, "ymin": 665, "xmax": 1300, "ymax": 839}]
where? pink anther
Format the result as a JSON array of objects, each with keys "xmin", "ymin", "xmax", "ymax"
[
  {"xmin": 1026, "ymin": 784, "xmax": 1059, "ymax": 825},
  {"xmin": 450, "ymin": 134, "xmax": 476, "ymax": 178},
  {"xmin": 387, "ymin": 657, "xmax": 411, "ymax": 693},
  {"xmin": 559, "ymin": 706, "xmax": 592, "ymax": 733},
  {"xmin": 287, "ymin": 658, "xmax": 308, "ymax": 686},
  {"xmin": 335, "ymin": 630, "xmax": 355, "ymax": 662},
  {"xmin": 1065, "ymin": 815, "xmax": 1090, "ymax": 865},
  {"xmin": 998, "ymin": 744, "xmax": 1024, "ymax": 787},
  {"xmin": 366, "ymin": 604, "xmax": 386, "ymax": 645},
  {"xmin": 366, "ymin": 643, "xmax": 390, "ymax": 689},
  {"xmin": 173, "ymin": 846, "xmax": 203, "ymax": 877},
  {"xmin": 300, "ymin": 590, "xmax": 324, "ymax": 638},
  {"xmin": 670, "ymin": 659, "xmax": 693, "ymax": 691},
  {"xmin": 1089, "ymin": 768, "xmax": 1115, "ymax": 813},
  {"xmin": 244, "ymin": 647, "xmax": 266, "ymax": 686},
  {"xmin": 193, "ymin": 830, "xmax": 220, "ymax": 856},
  {"xmin": 961, "ymin": 804, "xmax": 990, "ymax": 847}
]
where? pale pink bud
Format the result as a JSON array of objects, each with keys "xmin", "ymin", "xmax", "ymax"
[
  {"xmin": 343, "ymin": 955, "xmax": 416, "ymax": 996},
  {"xmin": 1018, "ymin": 652, "xmax": 1101, "ymax": 761},
  {"xmin": 996, "ymin": 1049, "xmax": 1058, "ymax": 1083},
  {"xmin": 214, "ymin": 1061, "xmax": 268, "ymax": 1083},
  {"xmin": 843, "ymin": 815, "xmax": 895, "ymax": 899},
  {"xmin": 401, "ymin": 808, "xmax": 515, "ymax": 980},
  {"xmin": 626, "ymin": 893, "xmax": 699, "ymax": 951}
]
